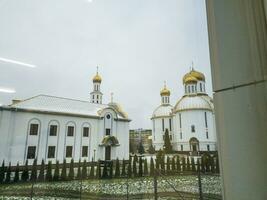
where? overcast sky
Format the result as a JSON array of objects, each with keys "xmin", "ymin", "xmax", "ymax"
[{"xmin": 0, "ymin": 0, "xmax": 212, "ymax": 129}]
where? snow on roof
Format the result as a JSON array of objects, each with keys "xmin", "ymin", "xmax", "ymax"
[{"xmin": 5, "ymin": 94, "xmax": 127, "ymax": 119}]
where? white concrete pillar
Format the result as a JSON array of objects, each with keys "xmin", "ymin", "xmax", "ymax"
[{"xmin": 206, "ymin": 0, "xmax": 267, "ymax": 199}]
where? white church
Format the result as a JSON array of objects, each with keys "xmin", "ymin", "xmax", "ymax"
[
  {"xmin": 0, "ymin": 69, "xmax": 130, "ymax": 165},
  {"xmin": 151, "ymin": 69, "xmax": 217, "ymax": 154}
]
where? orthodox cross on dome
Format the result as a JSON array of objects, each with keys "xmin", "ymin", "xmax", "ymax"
[
  {"xmin": 191, "ymin": 61, "xmax": 194, "ymax": 71},
  {"xmin": 164, "ymin": 80, "xmax": 167, "ymax": 88},
  {"xmin": 96, "ymin": 66, "xmax": 99, "ymax": 74}
]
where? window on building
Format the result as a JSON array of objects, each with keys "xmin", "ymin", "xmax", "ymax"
[
  {"xmin": 106, "ymin": 114, "xmax": 111, "ymax": 119},
  {"xmin": 83, "ymin": 127, "xmax": 89, "ymax": 137},
  {"xmin": 207, "ymin": 145, "xmax": 210, "ymax": 151},
  {"xmin": 191, "ymin": 125, "xmax": 195, "ymax": 132},
  {"xmin": 82, "ymin": 146, "xmax": 88, "ymax": 157},
  {"xmin": 200, "ymin": 83, "xmax": 203, "ymax": 92},
  {"xmin": 188, "ymin": 86, "xmax": 191, "ymax": 93},
  {"xmin": 93, "ymin": 95, "xmax": 94, "ymax": 100},
  {"xmin": 48, "ymin": 146, "xmax": 56, "ymax": 158},
  {"xmin": 206, "ymin": 132, "xmax": 209, "ymax": 139},
  {"xmin": 162, "ymin": 119, "xmax": 164, "ymax": 131},
  {"xmin": 66, "ymin": 146, "xmax": 73, "ymax": 158},
  {"xmin": 181, "ymin": 145, "xmax": 183, "ymax": 151},
  {"xmin": 67, "ymin": 126, "xmax": 74, "ymax": 136},
  {"xmin": 106, "ymin": 128, "xmax": 111, "ymax": 135},
  {"xmin": 179, "ymin": 113, "xmax": 182, "ymax": 128},
  {"xmin": 204, "ymin": 112, "xmax": 208, "ymax": 128},
  {"xmin": 191, "ymin": 85, "xmax": 194, "ymax": 92},
  {"xmin": 27, "ymin": 146, "xmax": 36, "ymax": 159},
  {"xmin": 170, "ymin": 134, "xmax": 172, "ymax": 140},
  {"xmin": 29, "ymin": 124, "xmax": 38, "ymax": 135},
  {"xmin": 169, "ymin": 118, "xmax": 172, "ymax": 131},
  {"xmin": 49, "ymin": 125, "xmax": 57, "ymax": 136},
  {"xmin": 180, "ymin": 132, "xmax": 182, "ymax": 139},
  {"xmin": 185, "ymin": 85, "xmax": 187, "ymax": 93},
  {"xmin": 163, "ymin": 135, "xmax": 165, "ymax": 140}
]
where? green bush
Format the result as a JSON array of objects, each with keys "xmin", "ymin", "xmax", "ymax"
[
  {"xmin": 68, "ymin": 159, "xmax": 74, "ymax": 180},
  {"xmin": 144, "ymin": 158, "xmax": 148, "ymax": 176},
  {"xmin": 163, "ymin": 129, "xmax": 172, "ymax": 153},
  {"xmin": 127, "ymin": 157, "xmax": 132, "ymax": 178},
  {"xmin": 13, "ymin": 162, "xmax": 20, "ymax": 183},
  {"xmin": 53, "ymin": 160, "xmax": 60, "ymax": 181},
  {"xmin": 138, "ymin": 157, "xmax": 143, "ymax": 177},
  {"xmin": 21, "ymin": 160, "xmax": 29, "ymax": 182},
  {"xmin": 46, "ymin": 161, "xmax": 53, "ymax": 181},
  {"xmin": 176, "ymin": 156, "xmax": 181, "ymax": 172},
  {"xmin": 76, "ymin": 159, "xmax": 81, "ymax": 180},
  {"xmin": 181, "ymin": 157, "xmax": 186, "ymax": 172},
  {"xmin": 150, "ymin": 157, "xmax": 155, "ymax": 176},
  {"xmin": 115, "ymin": 158, "xmax": 120, "ymax": 177},
  {"xmin": 166, "ymin": 156, "xmax": 171, "ymax": 175},
  {"xmin": 171, "ymin": 156, "xmax": 176, "ymax": 173},
  {"xmin": 0, "ymin": 160, "xmax": 5, "ymax": 183},
  {"xmin": 89, "ymin": 163, "xmax": 95, "ymax": 179},
  {"xmin": 61, "ymin": 159, "xmax": 67, "ymax": 181},
  {"xmin": 5, "ymin": 162, "xmax": 11, "ymax": 183},
  {"xmin": 121, "ymin": 159, "xmax": 126, "ymax": 177},
  {"xmin": 38, "ymin": 159, "xmax": 45, "ymax": 181},
  {"xmin": 30, "ymin": 159, "xmax": 37, "ymax": 181},
  {"xmin": 82, "ymin": 160, "xmax": 87, "ymax": 179},
  {"xmin": 133, "ymin": 157, "xmax": 137, "ymax": 177}
]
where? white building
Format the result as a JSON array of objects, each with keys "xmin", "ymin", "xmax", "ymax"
[
  {"xmin": 0, "ymin": 70, "xmax": 130, "ymax": 165},
  {"xmin": 151, "ymin": 69, "xmax": 217, "ymax": 153}
]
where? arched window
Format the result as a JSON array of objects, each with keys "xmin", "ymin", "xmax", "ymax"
[
  {"xmin": 28, "ymin": 118, "xmax": 41, "ymax": 136},
  {"xmin": 48, "ymin": 120, "xmax": 59, "ymax": 136}
]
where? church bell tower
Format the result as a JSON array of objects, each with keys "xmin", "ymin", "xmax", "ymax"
[{"xmin": 90, "ymin": 66, "xmax": 103, "ymax": 104}]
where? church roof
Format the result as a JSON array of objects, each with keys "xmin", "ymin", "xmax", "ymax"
[
  {"xmin": 1, "ymin": 95, "xmax": 129, "ymax": 120},
  {"xmin": 173, "ymin": 94, "xmax": 214, "ymax": 113},
  {"xmin": 151, "ymin": 104, "xmax": 173, "ymax": 119}
]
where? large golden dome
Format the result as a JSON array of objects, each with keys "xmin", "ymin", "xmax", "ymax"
[
  {"xmin": 183, "ymin": 69, "xmax": 205, "ymax": 84},
  {"xmin": 160, "ymin": 85, "xmax": 170, "ymax": 96},
  {"xmin": 93, "ymin": 73, "xmax": 102, "ymax": 83}
]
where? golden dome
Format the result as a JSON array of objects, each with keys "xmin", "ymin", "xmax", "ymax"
[
  {"xmin": 160, "ymin": 85, "xmax": 170, "ymax": 96},
  {"xmin": 93, "ymin": 73, "xmax": 102, "ymax": 83},
  {"xmin": 183, "ymin": 69, "xmax": 205, "ymax": 84}
]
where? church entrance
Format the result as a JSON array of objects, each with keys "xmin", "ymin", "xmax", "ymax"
[
  {"xmin": 105, "ymin": 146, "xmax": 111, "ymax": 160},
  {"xmin": 189, "ymin": 137, "xmax": 199, "ymax": 153}
]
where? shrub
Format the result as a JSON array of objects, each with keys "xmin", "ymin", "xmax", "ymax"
[
  {"xmin": 38, "ymin": 159, "xmax": 45, "ymax": 181},
  {"xmin": 138, "ymin": 157, "xmax": 143, "ymax": 177},
  {"xmin": 144, "ymin": 158, "xmax": 148, "ymax": 176},
  {"xmin": 148, "ymin": 144, "xmax": 155, "ymax": 154},
  {"xmin": 133, "ymin": 157, "xmax": 137, "ymax": 177},
  {"xmin": 163, "ymin": 129, "xmax": 172, "ymax": 153},
  {"xmin": 68, "ymin": 159, "xmax": 74, "ymax": 180},
  {"xmin": 215, "ymin": 156, "xmax": 220, "ymax": 174},
  {"xmin": 181, "ymin": 157, "xmax": 186, "ymax": 172},
  {"xmin": 5, "ymin": 162, "xmax": 11, "ymax": 183},
  {"xmin": 0, "ymin": 160, "xmax": 5, "ymax": 183},
  {"xmin": 46, "ymin": 161, "xmax": 53, "ymax": 181},
  {"xmin": 30, "ymin": 159, "xmax": 37, "ymax": 181},
  {"xmin": 210, "ymin": 156, "xmax": 215, "ymax": 173},
  {"xmin": 160, "ymin": 156, "xmax": 165, "ymax": 174},
  {"xmin": 82, "ymin": 160, "xmax": 87, "ymax": 179},
  {"xmin": 53, "ymin": 160, "xmax": 60, "ymax": 181},
  {"xmin": 89, "ymin": 163, "xmax": 95, "ymax": 179},
  {"xmin": 138, "ymin": 143, "xmax": 145, "ymax": 155},
  {"xmin": 96, "ymin": 160, "xmax": 101, "ymax": 179},
  {"xmin": 166, "ymin": 156, "xmax": 171, "ymax": 175},
  {"xmin": 115, "ymin": 158, "xmax": 120, "ymax": 178},
  {"xmin": 150, "ymin": 157, "xmax": 155, "ymax": 176},
  {"xmin": 171, "ymin": 156, "xmax": 176, "ymax": 173},
  {"xmin": 121, "ymin": 159, "xmax": 126, "ymax": 177},
  {"xmin": 102, "ymin": 163, "xmax": 108, "ymax": 178},
  {"xmin": 127, "ymin": 158, "xmax": 132, "ymax": 178},
  {"xmin": 61, "ymin": 159, "xmax": 67, "ymax": 181},
  {"xmin": 176, "ymin": 156, "xmax": 181, "ymax": 172},
  {"xmin": 21, "ymin": 160, "xmax": 29, "ymax": 182},
  {"xmin": 76, "ymin": 159, "xmax": 81, "ymax": 180},
  {"xmin": 14, "ymin": 162, "xmax": 20, "ymax": 183}
]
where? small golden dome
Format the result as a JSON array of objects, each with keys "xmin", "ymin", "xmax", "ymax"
[
  {"xmin": 183, "ymin": 75, "xmax": 198, "ymax": 84},
  {"xmin": 183, "ymin": 69, "xmax": 205, "ymax": 84},
  {"xmin": 93, "ymin": 73, "xmax": 102, "ymax": 83},
  {"xmin": 160, "ymin": 85, "xmax": 170, "ymax": 96}
]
